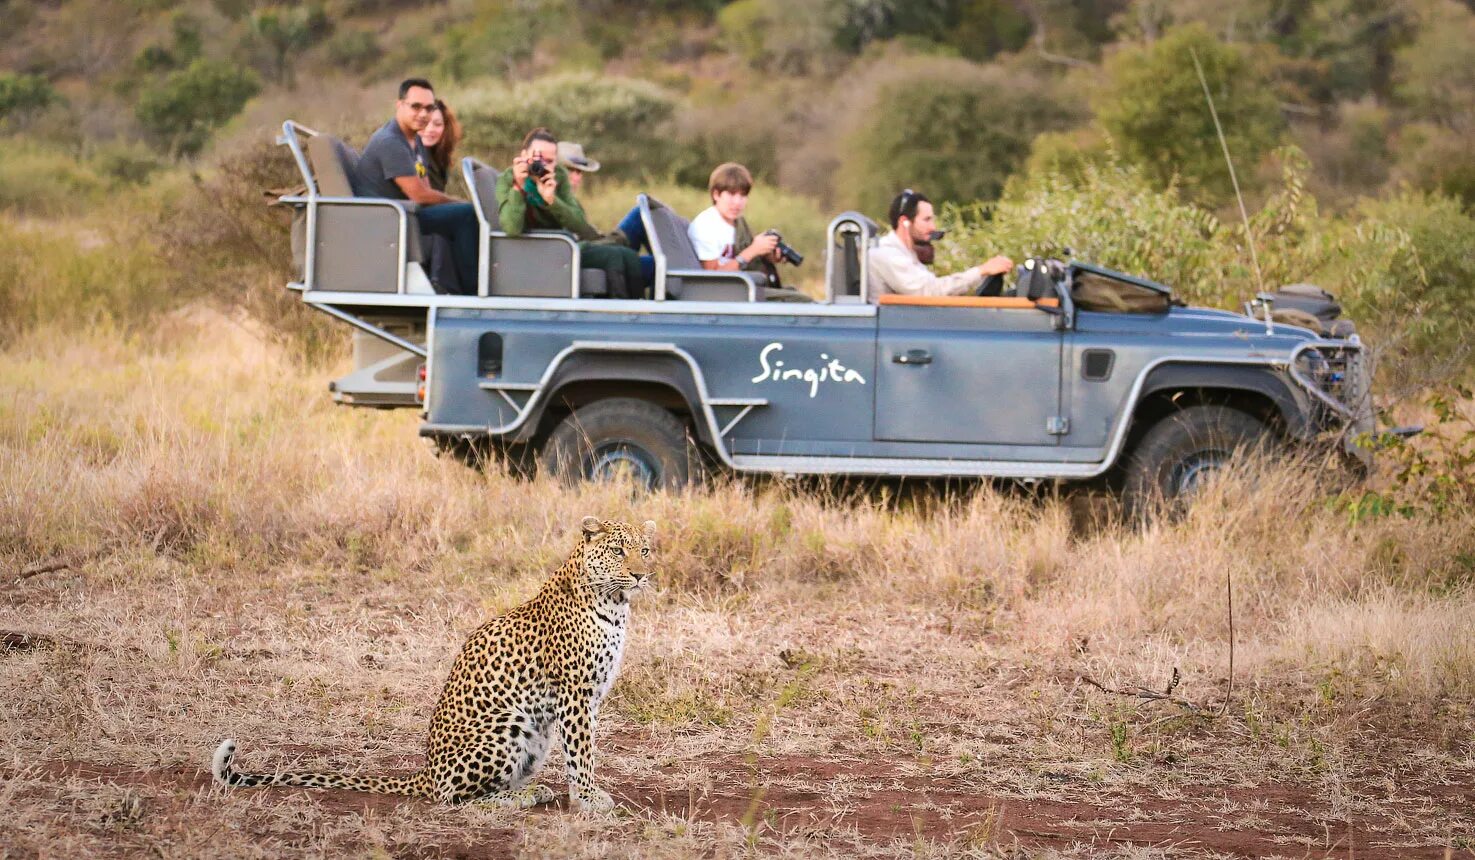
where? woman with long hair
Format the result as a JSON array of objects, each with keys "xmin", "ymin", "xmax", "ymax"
[{"xmin": 420, "ymin": 99, "xmax": 462, "ymax": 193}]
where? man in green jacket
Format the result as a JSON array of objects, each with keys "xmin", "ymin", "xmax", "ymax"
[{"xmin": 495, "ymin": 128, "xmax": 642, "ymax": 299}]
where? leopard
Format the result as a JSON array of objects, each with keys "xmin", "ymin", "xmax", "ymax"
[{"xmin": 211, "ymin": 516, "xmax": 656, "ymax": 812}]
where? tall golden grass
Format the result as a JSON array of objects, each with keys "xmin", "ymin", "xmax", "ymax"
[{"xmin": 5, "ymin": 311, "xmax": 1472, "ymax": 701}]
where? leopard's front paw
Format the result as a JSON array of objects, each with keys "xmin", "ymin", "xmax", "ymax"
[{"xmin": 571, "ymin": 785, "xmax": 615, "ymax": 813}]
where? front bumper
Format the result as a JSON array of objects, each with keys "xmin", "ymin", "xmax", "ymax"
[{"xmin": 1288, "ymin": 339, "xmax": 1376, "ymax": 466}]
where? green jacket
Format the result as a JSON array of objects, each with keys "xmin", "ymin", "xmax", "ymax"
[{"xmin": 494, "ymin": 164, "xmax": 598, "ymax": 241}]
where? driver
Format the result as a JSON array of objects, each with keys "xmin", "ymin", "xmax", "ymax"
[{"xmin": 868, "ymin": 188, "xmax": 1013, "ymax": 301}]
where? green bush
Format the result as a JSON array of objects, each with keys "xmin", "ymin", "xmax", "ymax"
[
  {"xmin": 456, "ymin": 73, "xmax": 677, "ymax": 179},
  {"xmin": 1093, "ymin": 24, "xmax": 1285, "ymax": 204},
  {"xmin": 324, "ymin": 28, "xmax": 382, "ymax": 75},
  {"xmin": 836, "ymin": 56, "xmax": 1080, "ymax": 215},
  {"xmin": 135, "ymin": 59, "xmax": 261, "ymax": 157},
  {"xmin": 440, "ymin": 0, "xmax": 540, "ymax": 81},
  {"xmin": 939, "ymin": 157, "xmax": 1226, "ymax": 305},
  {"xmin": 0, "ymin": 73, "xmax": 59, "ymax": 122},
  {"xmin": 248, "ymin": 4, "xmax": 332, "ymax": 87},
  {"xmin": 1394, "ymin": 122, "xmax": 1475, "ymax": 210},
  {"xmin": 939, "ymin": 148, "xmax": 1475, "ymax": 386},
  {"xmin": 718, "ymin": 0, "xmax": 843, "ymax": 74}
]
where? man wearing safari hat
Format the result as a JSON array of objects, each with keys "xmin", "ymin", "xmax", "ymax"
[{"xmin": 557, "ymin": 141, "xmax": 600, "ymax": 191}]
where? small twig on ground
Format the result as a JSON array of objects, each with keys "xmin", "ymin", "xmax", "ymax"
[
  {"xmin": 14, "ymin": 549, "xmax": 107, "ymax": 584},
  {"xmin": 17, "ymin": 559, "xmax": 73, "ymax": 581},
  {"xmin": 1078, "ymin": 668, "xmax": 1205, "ymax": 715}
]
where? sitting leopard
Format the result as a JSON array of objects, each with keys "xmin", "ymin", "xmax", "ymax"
[{"xmin": 211, "ymin": 516, "xmax": 655, "ymax": 812}]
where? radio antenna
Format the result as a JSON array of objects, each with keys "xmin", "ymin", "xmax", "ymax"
[{"xmin": 1191, "ymin": 46, "xmax": 1264, "ymax": 294}]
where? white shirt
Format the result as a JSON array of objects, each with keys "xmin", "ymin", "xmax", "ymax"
[
  {"xmin": 688, "ymin": 206, "xmax": 737, "ymax": 263},
  {"xmin": 867, "ymin": 230, "xmax": 982, "ymax": 301}
]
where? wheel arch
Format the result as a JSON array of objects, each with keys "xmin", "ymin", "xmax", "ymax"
[
  {"xmin": 1106, "ymin": 362, "xmax": 1310, "ymax": 483},
  {"xmin": 1138, "ymin": 363, "xmax": 1307, "ymax": 432},
  {"xmin": 510, "ymin": 349, "xmax": 722, "ymax": 454}
]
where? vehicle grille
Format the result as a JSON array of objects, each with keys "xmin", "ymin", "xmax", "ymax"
[{"xmin": 1293, "ymin": 343, "xmax": 1368, "ymax": 421}]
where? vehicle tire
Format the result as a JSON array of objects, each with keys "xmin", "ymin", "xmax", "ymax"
[
  {"xmin": 1121, "ymin": 405, "xmax": 1272, "ymax": 521},
  {"xmin": 539, "ymin": 398, "xmax": 703, "ymax": 491}
]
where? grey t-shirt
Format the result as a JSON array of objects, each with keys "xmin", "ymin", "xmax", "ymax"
[{"xmin": 355, "ymin": 118, "xmax": 427, "ymax": 199}]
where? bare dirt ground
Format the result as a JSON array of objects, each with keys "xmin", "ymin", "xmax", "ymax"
[{"xmin": 3, "ymin": 318, "xmax": 1474, "ymax": 858}]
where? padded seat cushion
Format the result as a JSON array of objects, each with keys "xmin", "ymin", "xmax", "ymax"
[{"xmin": 579, "ymin": 269, "xmax": 608, "ymax": 297}]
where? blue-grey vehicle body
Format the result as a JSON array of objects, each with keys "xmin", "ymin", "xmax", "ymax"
[{"xmin": 275, "ymin": 120, "xmax": 1373, "ymax": 484}]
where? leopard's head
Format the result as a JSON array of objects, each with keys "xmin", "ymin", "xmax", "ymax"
[{"xmin": 579, "ymin": 516, "xmax": 656, "ymax": 598}]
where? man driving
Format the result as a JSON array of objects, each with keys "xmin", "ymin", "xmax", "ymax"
[{"xmin": 868, "ymin": 188, "xmax": 1013, "ymax": 301}]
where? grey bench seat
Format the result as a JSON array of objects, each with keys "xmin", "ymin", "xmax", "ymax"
[
  {"xmin": 638, "ymin": 194, "xmax": 811, "ymax": 303},
  {"xmin": 462, "ymin": 157, "xmax": 607, "ymax": 299}
]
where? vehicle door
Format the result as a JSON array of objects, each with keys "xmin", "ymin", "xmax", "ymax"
[{"xmin": 874, "ymin": 298, "xmax": 1065, "ymax": 448}]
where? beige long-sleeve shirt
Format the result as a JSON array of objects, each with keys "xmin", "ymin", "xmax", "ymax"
[{"xmin": 867, "ymin": 230, "xmax": 982, "ymax": 301}]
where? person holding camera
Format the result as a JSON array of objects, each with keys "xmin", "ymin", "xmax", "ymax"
[
  {"xmin": 687, "ymin": 163, "xmax": 795, "ymax": 287},
  {"xmin": 495, "ymin": 127, "xmax": 642, "ymax": 299},
  {"xmin": 868, "ymin": 188, "xmax": 1013, "ymax": 301}
]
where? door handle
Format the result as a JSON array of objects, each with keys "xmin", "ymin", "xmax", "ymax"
[{"xmin": 892, "ymin": 349, "xmax": 932, "ymax": 365}]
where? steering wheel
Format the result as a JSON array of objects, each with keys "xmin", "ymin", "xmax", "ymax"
[{"xmin": 974, "ymin": 272, "xmax": 1005, "ymax": 297}]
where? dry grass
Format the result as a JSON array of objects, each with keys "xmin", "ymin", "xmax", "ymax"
[{"xmin": 2, "ymin": 310, "xmax": 1473, "ymax": 857}]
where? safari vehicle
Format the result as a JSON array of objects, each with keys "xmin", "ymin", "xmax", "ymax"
[{"xmin": 276, "ymin": 120, "xmax": 1374, "ymax": 509}]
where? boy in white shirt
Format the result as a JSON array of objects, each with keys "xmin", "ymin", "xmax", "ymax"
[{"xmin": 687, "ymin": 163, "xmax": 786, "ymax": 282}]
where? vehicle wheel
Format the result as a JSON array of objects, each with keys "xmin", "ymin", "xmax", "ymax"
[
  {"xmin": 1122, "ymin": 405, "xmax": 1272, "ymax": 520},
  {"xmin": 539, "ymin": 398, "xmax": 703, "ymax": 491}
]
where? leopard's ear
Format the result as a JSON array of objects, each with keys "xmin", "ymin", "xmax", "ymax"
[
  {"xmin": 581, "ymin": 516, "xmax": 604, "ymax": 540},
  {"xmin": 641, "ymin": 520, "xmax": 657, "ymax": 538}
]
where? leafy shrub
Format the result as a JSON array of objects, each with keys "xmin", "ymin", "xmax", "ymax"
[
  {"xmin": 93, "ymin": 141, "xmax": 167, "ymax": 186},
  {"xmin": 939, "ymin": 157, "xmax": 1226, "ymax": 304},
  {"xmin": 836, "ymin": 55, "xmax": 1081, "ymax": 216},
  {"xmin": 941, "ymin": 148, "xmax": 1475, "ymax": 387},
  {"xmin": 1393, "ymin": 123, "xmax": 1475, "ymax": 209},
  {"xmin": 1331, "ymin": 192, "xmax": 1475, "ymax": 384},
  {"xmin": 248, "ymin": 4, "xmax": 333, "ymax": 87},
  {"xmin": 456, "ymin": 74, "xmax": 677, "ymax": 179},
  {"xmin": 718, "ymin": 0, "xmax": 843, "ymax": 74},
  {"xmin": 0, "ymin": 73, "xmax": 59, "ymax": 121},
  {"xmin": 135, "ymin": 59, "xmax": 261, "ymax": 157},
  {"xmin": 154, "ymin": 137, "xmax": 342, "ymax": 361},
  {"xmin": 440, "ymin": 0, "xmax": 540, "ymax": 81},
  {"xmin": 324, "ymin": 28, "xmax": 382, "ymax": 75},
  {"xmin": 1392, "ymin": 0, "xmax": 1475, "ymax": 130},
  {"xmin": 1093, "ymin": 24, "xmax": 1285, "ymax": 204}
]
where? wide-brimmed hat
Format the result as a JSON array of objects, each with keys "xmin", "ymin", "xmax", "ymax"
[{"xmin": 557, "ymin": 141, "xmax": 601, "ymax": 173}]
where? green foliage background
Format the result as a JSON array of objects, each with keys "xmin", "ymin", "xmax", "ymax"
[{"xmin": 1, "ymin": 0, "xmax": 1473, "ymax": 387}]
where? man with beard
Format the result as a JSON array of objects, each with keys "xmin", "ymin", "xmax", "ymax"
[{"xmin": 867, "ymin": 188, "xmax": 1013, "ymax": 301}]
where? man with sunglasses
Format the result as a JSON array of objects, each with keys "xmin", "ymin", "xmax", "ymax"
[
  {"xmin": 355, "ymin": 78, "xmax": 478, "ymax": 293},
  {"xmin": 868, "ymin": 188, "xmax": 1013, "ymax": 301}
]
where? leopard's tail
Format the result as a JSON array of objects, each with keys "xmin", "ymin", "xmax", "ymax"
[{"xmin": 211, "ymin": 739, "xmax": 428, "ymax": 796}]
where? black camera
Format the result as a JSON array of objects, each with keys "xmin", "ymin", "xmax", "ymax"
[
  {"xmin": 763, "ymin": 229, "xmax": 803, "ymax": 266},
  {"xmin": 528, "ymin": 157, "xmax": 549, "ymax": 178}
]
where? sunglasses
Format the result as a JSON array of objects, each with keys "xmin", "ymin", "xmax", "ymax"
[
  {"xmin": 403, "ymin": 101, "xmax": 436, "ymax": 114},
  {"xmin": 897, "ymin": 188, "xmax": 919, "ymax": 220}
]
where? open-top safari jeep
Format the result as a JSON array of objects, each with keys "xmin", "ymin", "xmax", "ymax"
[{"xmin": 276, "ymin": 120, "xmax": 1376, "ymax": 510}]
